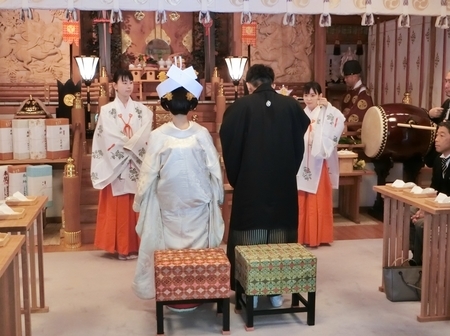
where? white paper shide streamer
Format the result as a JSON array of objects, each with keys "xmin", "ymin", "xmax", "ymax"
[
  {"xmin": 110, "ymin": 0, "xmax": 123, "ymax": 23},
  {"xmin": 241, "ymin": 0, "xmax": 252, "ymax": 24},
  {"xmin": 435, "ymin": 0, "xmax": 449, "ymax": 29},
  {"xmin": 319, "ymin": 0, "xmax": 331, "ymax": 27},
  {"xmin": 361, "ymin": 0, "xmax": 374, "ymax": 26},
  {"xmin": 155, "ymin": 0, "xmax": 167, "ymax": 24},
  {"xmin": 283, "ymin": 0, "xmax": 296, "ymax": 26},
  {"xmin": 397, "ymin": 0, "xmax": 410, "ymax": 28}
]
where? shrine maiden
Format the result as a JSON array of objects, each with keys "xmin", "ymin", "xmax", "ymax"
[
  {"xmin": 91, "ymin": 69, "xmax": 153, "ymax": 260},
  {"xmin": 297, "ymin": 81, "xmax": 345, "ymax": 247}
]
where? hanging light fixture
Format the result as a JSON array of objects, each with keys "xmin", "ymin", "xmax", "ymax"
[
  {"xmin": 225, "ymin": 56, "xmax": 248, "ymax": 100},
  {"xmin": 74, "ymin": 55, "xmax": 99, "ymax": 129}
]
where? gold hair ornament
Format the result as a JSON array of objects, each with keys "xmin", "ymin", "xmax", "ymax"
[
  {"xmin": 186, "ymin": 92, "xmax": 195, "ymax": 101},
  {"xmin": 163, "ymin": 92, "xmax": 173, "ymax": 101}
]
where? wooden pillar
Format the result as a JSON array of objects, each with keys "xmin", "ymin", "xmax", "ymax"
[
  {"xmin": 211, "ymin": 67, "xmax": 220, "ymax": 101},
  {"xmin": 313, "ymin": 15, "xmax": 326, "ymax": 90},
  {"xmin": 71, "ymin": 93, "xmax": 86, "ymax": 155},
  {"xmin": 232, "ymin": 13, "xmax": 243, "ymax": 55}
]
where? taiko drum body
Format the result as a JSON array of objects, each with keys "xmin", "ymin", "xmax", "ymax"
[{"xmin": 361, "ymin": 104, "xmax": 434, "ymax": 161}]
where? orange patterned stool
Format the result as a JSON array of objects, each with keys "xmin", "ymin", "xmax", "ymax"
[{"xmin": 154, "ymin": 248, "xmax": 231, "ymax": 335}]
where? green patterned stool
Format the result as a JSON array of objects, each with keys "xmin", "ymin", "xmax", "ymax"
[{"xmin": 235, "ymin": 243, "xmax": 317, "ymax": 330}]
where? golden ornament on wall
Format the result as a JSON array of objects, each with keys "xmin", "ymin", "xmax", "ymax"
[
  {"xmin": 63, "ymin": 94, "xmax": 75, "ymax": 107},
  {"xmin": 293, "ymin": 0, "xmax": 310, "ymax": 7},
  {"xmin": 412, "ymin": 0, "xmax": 429, "ymax": 11},
  {"xmin": 134, "ymin": 11, "xmax": 145, "ymax": 21},
  {"xmin": 169, "ymin": 12, "xmax": 180, "ymax": 21},
  {"xmin": 182, "ymin": 30, "xmax": 193, "ymax": 53},
  {"xmin": 383, "ymin": 0, "xmax": 400, "ymax": 10},
  {"xmin": 121, "ymin": 30, "xmax": 132, "ymax": 54}
]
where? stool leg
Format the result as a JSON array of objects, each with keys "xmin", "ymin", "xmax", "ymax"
[
  {"xmin": 235, "ymin": 281, "xmax": 242, "ymax": 311},
  {"xmin": 156, "ymin": 302, "xmax": 164, "ymax": 335},
  {"xmin": 222, "ymin": 298, "xmax": 230, "ymax": 334},
  {"xmin": 217, "ymin": 299, "xmax": 223, "ymax": 314},
  {"xmin": 307, "ymin": 292, "xmax": 316, "ymax": 326},
  {"xmin": 245, "ymin": 295, "xmax": 255, "ymax": 331},
  {"xmin": 291, "ymin": 293, "xmax": 300, "ymax": 307}
]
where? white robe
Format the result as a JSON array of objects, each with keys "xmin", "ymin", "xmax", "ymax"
[
  {"xmin": 91, "ymin": 98, "xmax": 153, "ymax": 196},
  {"xmin": 297, "ymin": 102, "xmax": 345, "ymax": 194},
  {"xmin": 132, "ymin": 121, "xmax": 224, "ymax": 300}
]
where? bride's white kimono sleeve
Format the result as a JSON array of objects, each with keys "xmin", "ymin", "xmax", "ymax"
[
  {"xmin": 196, "ymin": 127, "xmax": 225, "ymax": 248},
  {"xmin": 311, "ymin": 103, "xmax": 345, "ymax": 189},
  {"xmin": 132, "ymin": 132, "xmax": 165, "ymax": 300}
]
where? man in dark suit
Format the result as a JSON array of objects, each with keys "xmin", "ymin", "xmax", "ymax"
[
  {"xmin": 410, "ymin": 121, "xmax": 450, "ymax": 265},
  {"xmin": 219, "ymin": 64, "xmax": 309, "ymax": 308},
  {"xmin": 424, "ymin": 71, "xmax": 450, "ymax": 167}
]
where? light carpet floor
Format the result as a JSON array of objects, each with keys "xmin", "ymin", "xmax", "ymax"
[{"xmin": 31, "ymin": 239, "xmax": 449, "ymax": 336}]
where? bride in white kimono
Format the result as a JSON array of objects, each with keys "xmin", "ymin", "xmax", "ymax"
[
  {"xmin": 296, "ymin": 81, "xmax": 345, "ymax": 247},
  {"xmin": 132, "ymin": 66, "xmax": 224, "ymax": 301}
]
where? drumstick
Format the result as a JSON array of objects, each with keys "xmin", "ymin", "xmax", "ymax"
[{"xmin": 397, "ymin": 123, "xmax": 435, "ymax": 131}]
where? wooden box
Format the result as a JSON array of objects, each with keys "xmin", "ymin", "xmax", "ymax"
[
  {"xmin": 338, "ymin": 151, "xmax": 358, "ymax": 173},
  {"xmin": 0, "ymin": 119, "xmax": 13, "ymax": 160},
  {"xmin": 45, "ymin": 118, "xmax": 70, "ymax": 159}
]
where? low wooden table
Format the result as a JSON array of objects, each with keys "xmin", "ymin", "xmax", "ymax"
[
  {"xmin": 0, "ymin": 235, "xmax": 26, "ymax": 336},
  {"xmin": 374, "ymin": 186, "xmax": 450, "ymax": 322},
  {"xmin": 0, "ymin": 196, "xmax": 49, "ymax": 321}
]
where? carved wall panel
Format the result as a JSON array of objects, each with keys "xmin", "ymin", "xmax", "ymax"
[
  {"xmin": 244, "ymin": 14, "xmax": 314, "ymax": 83},
  {"xmin": 0, "ymin": 10, "xmax": 70, "ymax": 83}
]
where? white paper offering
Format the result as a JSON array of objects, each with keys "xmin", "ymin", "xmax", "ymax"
[
  {"xmin": 435, "ymin": 193, "xmax": 448, "ymax": 203},
  {"xmin": 392, "ymin": 179, "xmax": 405, "ymax": 188},
  {"xmin": 410, "ymin": 186, "xmax": 423, "ymax": 194},
  {"xmin": 0, "ymin": 202, "xmax": 16, "ymax": 214},
  {"xmin": 10, "ymin": 191, "xmax": 28, "ymax": 201}
]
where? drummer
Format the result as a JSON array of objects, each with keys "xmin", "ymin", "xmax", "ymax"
[
  {"xmin": 341, "ymin": 60, "xmax": 374, "ymax": 130},
  {"xmin": 424, "ymin": 70, "xmax": 450, "ymax": 167}
]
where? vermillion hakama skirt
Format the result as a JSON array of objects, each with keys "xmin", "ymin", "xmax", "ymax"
[
  {"xmin": 298, "ymin": 162, "xmax": 334, "ymax": 247},
  {"xmin": 94, "ymin": 184, "xmax": 139, "ymax": 255}
]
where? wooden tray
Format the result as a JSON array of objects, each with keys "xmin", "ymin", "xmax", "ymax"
[
  {"xmin": 403, "ymin": 190, "xmax": 437, "ymax": 198},
  {"xmin": 5, "ymin": 196, "xmax": 38, "ymax": 206},
  {"xmin": 424, "ymin": 199, "xmax": 450, "ymax": 208},
  {"xmin": 385, "ymin": 183, "xmax": 414, "ymax": 192},
  {"xmin": 0, "ymin": 208, "xmax": 26, "ymax": 220},
  {"xmin": 0, "ymin": 232, "xmax": 11, "ymax": 247}
]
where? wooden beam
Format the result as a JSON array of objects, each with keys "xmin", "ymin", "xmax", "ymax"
[{"xmin": 314, "ymin": 15, "xmax": 326, "ymax": 91}]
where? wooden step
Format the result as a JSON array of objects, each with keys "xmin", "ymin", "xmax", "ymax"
[
  {"xmin": 80, "ymin": 188, "xmax": 99, "ymax": 205},
  {"xmin": 81, "ymin": 223, "xmax": 96, "ymax": 244},
  {"xmin": 80, "ymin": 204, "xmax": 98, "ymax": 223}
]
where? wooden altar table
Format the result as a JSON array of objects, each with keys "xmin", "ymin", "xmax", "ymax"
[
  {"xmin": 374, "ymin": 186, "xmax": 450, "ymax": 322},
  {"xmin": 0, "ymin": 195, "xmax": 49, "ymax": 322},
  {"xmin": 0, "ymin": 235, "xmax": 26, "ymax": 336},
  {"xmin": 338, "ymin": 170, "xmax": 367, "ymax": 223}
]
